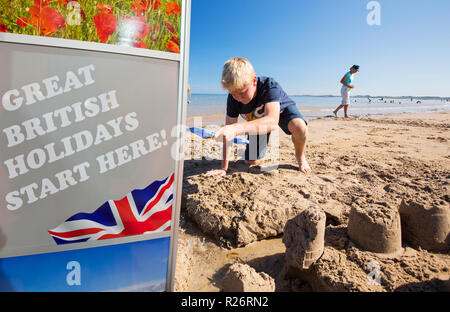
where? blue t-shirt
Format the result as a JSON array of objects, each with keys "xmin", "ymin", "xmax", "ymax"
[
  {"xmin": 226, "ymin": 76, "xmax": 296, "ymax": 121},
  {"xmin": 343, "ymin": 71, "xmax": 354, "ymax": 86}
]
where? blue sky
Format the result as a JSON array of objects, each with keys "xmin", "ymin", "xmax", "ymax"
[{"xmin": 188, "ymin": 0, "xmax": 450, "ymax": 97}]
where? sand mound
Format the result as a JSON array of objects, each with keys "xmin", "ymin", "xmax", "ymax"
[
  {"xmin": 348, "ymin": 204, "xmax": 402, "ymax": 254},
  {"xmin": 282, "ymin": 246, "xmax": 379, "ymax": 292},
  {"xmin": 183, "ymin": 170, "xmax": 308, "ymax": 247},
  {"xmin": 399, "ymin": 200, "xmax": 450, "ymax": 252},
  {"xmin": 221, "ymin": 262, "xmax": 275, "ymax": 292}
]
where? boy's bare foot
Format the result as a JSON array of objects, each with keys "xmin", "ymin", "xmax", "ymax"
[
  {"xmin": 333, "ymin": 110, "xmax": 338, "ymax": 118},
  {"xmin": 296, "ymin": 156, "xmax": 312, "ymax": 174},
  {"xmin": 245, "ymin": 159, "xmax": 262, "ymax": 166},
  {"xmin": 344, "ymin": 115, "xmax": 352, "ymax": 119}
]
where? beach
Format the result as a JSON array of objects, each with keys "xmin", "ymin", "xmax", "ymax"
[{"xmin": 174, "ymin": 110, "xmax": 449, "ymax": 292}]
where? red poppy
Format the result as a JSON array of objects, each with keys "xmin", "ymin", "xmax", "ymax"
[
  {"xmin": 166, "ymin": 1, "xmax": 181, "ymax": 15},
  {"xmin": 170, "ymin": 35, "xmax": 179, "ymax": 46},
  {"xmin": 131, "ymin": 0, "xmax": 161, "ymax": 15},
  {"xmin": 17, "ymin": 17, "xmax": 28, "ymax": 27},
  {"xmin": 97, "ymin": 4, "xmax": 113, "ymax": 14},
  {"xmin": 167, "ymin": 38, "xmax": 179, "ymax": 53},
  {"xmin": 131, "ymin": 2, "xmax": 144, "ymax": 15},
  {"xmin": 131, "ymin": 0, "xmax": 148, "ymax": 15},
  {"xmin": 122, "ymin": 15, "xmax": 151, "ymax": 39},
  {"xmin": 134, "ymin": 40, "xmax": 147, "ymax": 49},
  {"xmin": 29, "ymin": 6, "xmax": 66, "ymax": 36},
  {"xmin": 152, "ymin": 0, "xmax": 161, "ymax": 10},
  {"xmin": 0, "ymin": 23, "xmax": 8, "ymax": 32},
  {"xmin": 79, "ymin": 8, "xmax": 87, "ymax": 20},
  {"xmin": 34, "ymin": 0, "xmax": 53, "ymax": 8},
  {"xmin": 151, "ymin": 34, "xmax": 158, "ymax": 42},
  {"xmin": 93, "ymin": 13, "xmax": 118, "ymax": 43},
  {"xmin": 129, "ymin": 16, "xmax": 151, "ymax": 39},
  {"xmin": 165, "ymin": 21, "xmax": 175, "ymax": 33}
]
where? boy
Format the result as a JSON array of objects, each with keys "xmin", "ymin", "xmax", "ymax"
[
  {"xmin": 333, "ymin": 65, "xmax": 359, "ymax": 118},
  {"xmin": 205, "ymin": 57, "xmax": 311, "ymax": 177}
]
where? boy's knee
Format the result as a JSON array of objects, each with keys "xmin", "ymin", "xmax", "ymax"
[{"xmin": 288, "ymin": 118, "xmax": 308, "ymax": 138}]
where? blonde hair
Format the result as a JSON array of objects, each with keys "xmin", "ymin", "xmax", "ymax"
[{"xmin": 221, "ymin": 57, "xmax": 255, "ymax": 92}]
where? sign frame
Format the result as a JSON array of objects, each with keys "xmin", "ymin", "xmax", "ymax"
[
  {"xmin": 0, "ymin": 0, "xmax": 191, "ymax": 292},
  {"xmin": 168, "ymin": 0, "xmax": 191, "ymax": 293}
]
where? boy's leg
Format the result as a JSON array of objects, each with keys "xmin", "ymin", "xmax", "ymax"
[
  {"xmin": 288, "ymin": 118, "xmax": 311, "ymax": 173},
  {"xmin": 279, "ymin": 105, "xmax": 311, "ymax": 174}
]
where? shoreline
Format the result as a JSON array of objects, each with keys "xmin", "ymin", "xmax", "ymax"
[
  {"xmin": 186, "ymin": 108, "xmax": 450, "ymax": 127},
  {"xmin": 190, "ymin": 93, "xmax": 450, "ymax": 101}
]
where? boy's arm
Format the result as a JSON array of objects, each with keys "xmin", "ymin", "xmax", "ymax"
[
  {"xmin": 221, "ymin": 115, "xmax": 238, "ymax": 171},
  {"xmin": 340, "ymin": 74, "xmax": 354, "ymax": 88},
  {"xmin": 204, "ymin": 115, "xmax": 238, "ymax": 177},
  {"xmin": 214, "ymin": 102, "xmax": 280, "ymax": 142}
]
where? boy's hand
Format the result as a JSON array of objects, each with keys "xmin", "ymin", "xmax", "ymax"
[
  {"xmin": 214, "ymin": 124, "xmax": 237, "ymax": 142},
  {"xmin": 204, "ymin": 169, "xmax": 227, "ymax": 177}
]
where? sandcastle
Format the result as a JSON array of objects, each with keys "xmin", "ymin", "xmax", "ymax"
[
  {"xmin": 399, "ymin": 200, "xmax": 449, "ymax": 252},
  {"xmin": 347, "ymin": 204, "xmax": 402, "ymax": 254},
  {"xmin": 282, "ymin": 205, "xmax": 326, "ymax": 270}
]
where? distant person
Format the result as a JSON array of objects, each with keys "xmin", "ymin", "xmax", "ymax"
[
  {"xmin": 205, "ymin": 57, "xmax": 311, "ymax": 176},
  {"xmin": 187, "ymin": 84, "xmax": 191, "ymax": 104},
  {"xmin": 333, "ymin": 65, "xmax": 359, "ymax": 118}
]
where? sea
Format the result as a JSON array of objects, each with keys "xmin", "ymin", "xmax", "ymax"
[{"xmin": 187, "ymin": 94, "xmax": 450, "ymax": 121}]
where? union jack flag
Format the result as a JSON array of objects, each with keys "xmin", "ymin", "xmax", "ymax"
[{"xmin": 48, "ymin": 174, "xmax": 174, "ymax": 245}]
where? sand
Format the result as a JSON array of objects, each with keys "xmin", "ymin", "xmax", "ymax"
[{"xmin": 175, "ymin": 111, "xmax": 450, "ymax": 292}]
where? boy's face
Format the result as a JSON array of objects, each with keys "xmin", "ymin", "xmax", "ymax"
[
  {"xmin": 350, "ymin": 68, "xmax": 358, "ymax": 74},
  {"xmin": 229, "ymin": 76, "xmax": 257, "ymax": 104}
]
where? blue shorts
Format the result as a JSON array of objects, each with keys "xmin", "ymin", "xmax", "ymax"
[{"xmin": 245, "ymin": 105, "xmax": 307, "ymax": 161}]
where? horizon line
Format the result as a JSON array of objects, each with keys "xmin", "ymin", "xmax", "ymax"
[{"xmin": 190, "ymin": 93, "xmax": 450, "ymax": 99}]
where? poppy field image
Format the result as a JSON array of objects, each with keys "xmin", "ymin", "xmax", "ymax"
[{"xmin": 0, "ymin": 0, "xmax": 181, "ymax": 53}]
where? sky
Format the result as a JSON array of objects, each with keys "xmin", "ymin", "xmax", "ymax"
[{"xmin": 188, "ymin": 0, "xmax": 450, "ymax": 97}]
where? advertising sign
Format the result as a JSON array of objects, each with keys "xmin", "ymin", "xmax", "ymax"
[{"xmin": 0, "ymin": 0, "xmax": 190, "ymax": 292}]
